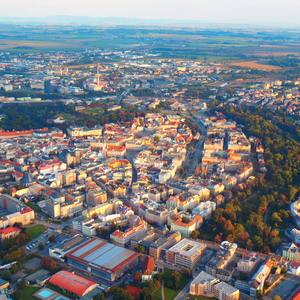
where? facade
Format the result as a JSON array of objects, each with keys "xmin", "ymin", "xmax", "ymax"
[
  {"xmin": 282, "ymin": 243, "xmax": 300, "ymax": 263},
  {"xmin": 167, "ymin": 238, "xmax": 206, "ymax": 270},
  {"xmin": 44, "ymin": 196, "xmax": 83, "ymax": 219},
  {"xmin": 0, "ymin": 226, "xmax": 21, "ymax": 240},
  {"xmin": 148, "ymin": 231, "xmax": 181, "ymax": 260},
  {"xmin": 0, "ymin": 194, "xmax": 35, "ymax": 228},
  {"xmin": 110, "ymin": 218, "xmax": 147, "ymax": 246},
  {"xmin": 169, "ymin": 214, "xmax": 203, "ymax": 237},
  {"xmin": 190, "ymin": 271, "xmax": 220, "ymax": 297},
  {"xmin": 67, "ymin": 126, "xmax": 102, "ymax": 138},
  {"xmin": 291, "ymin": 200, "xmax": 300, "ymax": 228},
  {"xmin": 237, "ymin": 254, "xmax": 259, "ymax": 274},
  {"xmin": 213, "ymin": 281, "xmax": 240, "ymax": 300}
]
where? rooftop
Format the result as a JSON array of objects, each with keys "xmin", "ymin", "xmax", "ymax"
[
  {"xmin": 168, "ymin": 238, "xmax": 206, "ymax": 257},
  {"xmin": 48, "ymin": 270, "xmax": 98, "ymax": 297},
  {"xmin": 65, "ymin": 237, "xmax": 139, "ymax": 272}
]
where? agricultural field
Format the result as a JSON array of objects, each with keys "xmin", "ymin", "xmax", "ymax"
[
  {"xmin": 229, "ymin": 61, "xmax": 282, "ymax": 71},
  {"xmin": 0, "ymin": 24, "xmax": 300, "ymax": 65}
]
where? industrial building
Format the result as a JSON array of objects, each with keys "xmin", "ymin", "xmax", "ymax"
[{"xmin": 62, "ymin": 237, "xmax": 140, "ymax": 282}]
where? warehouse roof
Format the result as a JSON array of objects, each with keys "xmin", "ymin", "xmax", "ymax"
[{"xmin": 65, "ymin": 237, "xmax": 139, "ymax": 273}]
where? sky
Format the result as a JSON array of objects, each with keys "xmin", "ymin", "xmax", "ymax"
[{"xmin": 1, "ymin": 0, "xmax": 300, "ymax": 27}]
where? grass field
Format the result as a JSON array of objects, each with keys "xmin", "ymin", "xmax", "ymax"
[
  {"xmin": 25, "ymin": 224, "xmax": 46, "ymax": 240},
  {"xmin": 153, "ymin": 286, "xmax": 179, "ymax": 300}
]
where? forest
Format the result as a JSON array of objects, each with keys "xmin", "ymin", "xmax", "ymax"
[{"xmin": 200, "ymin": 105, "xmax": 300, "ymax": 253}]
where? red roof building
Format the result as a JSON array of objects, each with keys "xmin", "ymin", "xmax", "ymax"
[
  {"xmin": 0, "ymin": 226, "xmax": 21, "ymax": 240},
  {"xmin": 48, "ymin": 271, "xmax": 98, "ymax": 297},
  {"xmin": 143, "ymin": 256, "xmax": 155, "ymax": 276},
  {"xmin": 292, "ymin": 291, "xmax": 300, "ymax": 300}
]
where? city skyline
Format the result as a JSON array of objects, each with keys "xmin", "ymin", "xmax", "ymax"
[{"xmin": 1, "ymin": 0, "xmax": 300, "ymax": 27}]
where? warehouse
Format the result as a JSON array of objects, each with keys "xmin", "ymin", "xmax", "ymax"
[{"xmin": 64, "ymin": 237, "xmax": 140, "ymax": 282}]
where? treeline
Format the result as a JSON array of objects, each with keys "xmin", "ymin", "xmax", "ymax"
[
  {"xmin": 0, "ymin": 102, "xmax": 75, "ymax": 130},
  {"xmin": 0, "ymin": 103, "xmax": 144, "ymax": 131},
  {"xmin": 201, "ymin": 105, "xmax": 300, "ymax": 252},
  {"xmin": 107, "ymin": 269, "xmax": 189, "ymax": 300}
]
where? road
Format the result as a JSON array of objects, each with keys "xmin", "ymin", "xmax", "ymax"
[
  {"xmin": 161, "ymin": 280, "xmax": 165, "ymax": 300},
  {"xmin": 186, "ymin": 136, "xmax": 205, "ymax": 176},
  {"xmin": 173, "ymin": 281, "xmax": 191, "ymax": 300},
  {"xmin": 117, "ymin": 87, "xmax": 132, "ymax": 105},
  {"xmin": 186, "ymin": 111, "xmax": 207, "ymax": 176}
]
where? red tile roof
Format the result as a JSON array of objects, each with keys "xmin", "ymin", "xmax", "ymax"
[
  {"xmin": 0, "ymin": 226, "xmax": 21, "ymax": 235},
  {"xmin": 143, "ymin": 256, "xmax": 155, "ymax": 276}
]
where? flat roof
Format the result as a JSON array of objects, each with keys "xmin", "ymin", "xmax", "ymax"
[
  {"xmin": 214, "ymin": 281, "xmax": 239, "ymax": 294},
  {"xmin": 66, "ymin": 237, "xmax": 139, "ymax": 273},
  {"xmin": 168, "ymin": 238, "xmax": 206, "ymax": 257},
  {"xmin": 191, "ymin": 271, "xmax": 218, "ymax": 285}
]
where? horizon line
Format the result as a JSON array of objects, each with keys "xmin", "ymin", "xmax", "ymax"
[{"xmin": 0, "ymin": 16, "xmax": 300, "ymax": 29}]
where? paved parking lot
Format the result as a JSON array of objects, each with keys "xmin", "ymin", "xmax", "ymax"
[{"xmin": 24, "ymin": 257, "xmax": 41, "ymax": 271}]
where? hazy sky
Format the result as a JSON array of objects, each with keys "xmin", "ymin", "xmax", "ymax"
[{"xmin": 1, "ymin": 0, "xmax": 300, "ymax": 26}]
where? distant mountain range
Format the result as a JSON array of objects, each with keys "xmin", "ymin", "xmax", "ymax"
[{"xmin": 0, "ymin": 16, "xmax": 272, "ymax": 29}]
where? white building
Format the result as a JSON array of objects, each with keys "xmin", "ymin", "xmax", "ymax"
[{"xmin": 190, "ymin": 271, "xmax": 220, "ymax": 297}]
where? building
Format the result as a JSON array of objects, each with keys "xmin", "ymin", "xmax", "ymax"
[
  {"xmin": 67, "ymin": 126, "xmax": 102, "ymax": 138},
  {"xmin": 86, "ymin": 187, "xmax": 107, "ymax": 207},
  {"xmin": 110, "ymin": 217, "xmax": 147, "ymax": 246},
  {"xmin": 0, "ymin": 194, "xmax": 35, "ymax": 228},
  {"xmin": 291, "ymin": 228, "xmax": 300, "ymax": 244},
  {"xmin": 49, "ymin": 234, "xmax": 88, "ymax": 261},
  {"xmin": 0, "ymin": 226, "xmax": 21, "ymax": 240},
  {"xmin": 168, "ymin": 213, "xmax": 203, "ymax": 237},
  {"xmin": 148, "ymin": 231, "xmax": 181, "ymax": 260},
  {"xmin": 282, "ymin": 243, "xmax": 300, "ymax": 263},
  {"xmin": 288, "ymin": 261, "xmax": 300, "ymax": 276},
  {"xmin": 0, "ymin": 278, "xmax": 9, "ymax": 291},
  {"xmin": 206, "ymin": 241, "xmax": 237, "ymax": 275},
  {"xmin": 249, "ymin": 259, "xmax": 272, "ymax": 297},
  {"xmin": 44, "ymin": 195, "xmax": 83, "ymax": 219},
  {"xmin": 25, "ymin": 269, "xmax": 50, "ymax": 286},
  {"xmin": 48, "ymin": 271, "xmax": 98, "ymax": 298},
  {"xmin": 237, "ymin": 253, "xmax": 259, "ymax": 274},
  {"xmin": 143, "ymin": 207, "xmax": 169, "ymax": 226},
  {"xmin": 142, "ymin": 256, "xmax": 156, "ymax": 281},
  {"xmin": 190, "ymin": 271, "xmax": 220, "ymax": 297},
  {"xmin": 291, "ymin": 199, "xmax": 300, "ymax": 227},
  {"xmin": 190, "ymin": 271, "xmax": 240, "ymax": 300},
  {"xmin": 192, "ymin": 201, "xmax": 216, "ymax": 219},
  {"xmin": 213, "ymin": 281, "xmax": 240, "ymax": 300},
  {"xmin": 64, "ymin": 237, "xmax": 140, "ymax": 282},
  {"xmin": 167, "ymin": 238, "xmax": 206, "ymax": 270}
]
